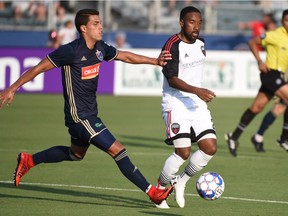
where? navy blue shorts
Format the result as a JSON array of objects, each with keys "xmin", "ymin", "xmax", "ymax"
[
  {"xmin": 67, "ymin": 115, "xmax": 116, "ymax": 152},
  {"xmin": 259, "ymin": 70, "xmax": 286, "ymax": 95}
]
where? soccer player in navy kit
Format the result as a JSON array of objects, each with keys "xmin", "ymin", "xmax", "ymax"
[
  {"xmin": 154, "ymin": 6, "xmax": 217, "ymax": 208},
  {"xmin": 0, "ymin": 9, "xmax": 173, "ymax": 205}
]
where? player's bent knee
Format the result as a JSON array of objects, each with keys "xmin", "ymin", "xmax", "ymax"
[
  {"xmin": 69, "ymin": 149, "xmax": 84, "ymax": 161},
  {"xmin": 208, "ymin": 145, "xmax": 217, "ymax": 155}
]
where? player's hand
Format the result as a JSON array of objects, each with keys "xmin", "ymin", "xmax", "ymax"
[
  {"xmin": 0, "ymin": 88, "xmax": 15, "ymax": 109},
  {"xmin": 157, "ymin": 50, "xmax": 172, "ymax": 66},
  {"xmin": 195, "ymin": 87, "xmax": 216, "ymax": 103},
  {"xmin": 258, "ymin": 61, "xmax": 270, "ymax": 73}
]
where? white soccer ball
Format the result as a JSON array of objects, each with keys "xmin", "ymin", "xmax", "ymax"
[{"xmin": 196, "ymin": 172, "xmax": 225, "ymax": 200}]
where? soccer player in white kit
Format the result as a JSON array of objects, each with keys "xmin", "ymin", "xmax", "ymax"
[{"xmin": 155, "ymin": 6, "xmax": 217, "ymax": 208}]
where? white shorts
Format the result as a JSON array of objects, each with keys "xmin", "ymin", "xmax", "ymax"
[{"xmin": 163, "ymin": 103, "xmax": 216, "ymax": 146}]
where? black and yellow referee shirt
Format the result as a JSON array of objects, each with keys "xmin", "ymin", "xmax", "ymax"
[{"xmin": 261, "ymin": 26, "xmax": 288, "ymax": 73}]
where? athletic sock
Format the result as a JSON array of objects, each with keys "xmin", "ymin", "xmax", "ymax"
[
  {"xmin": 257, "ymin": 111, "xmax": 276, "ymax": 136},
  {"xmin": 180, "ymin": 150, "xmax": 213, "ymax": 185},
  {"xmin": 232, "ymin": 108, "xmax": 256, "ymax": 140},
  {"xmin": 114, "ymin": 149, "xmax": 149, "ymax": 192},
  {"xmin": 254, "ymin": 134, "xmax": 264, "ymax": 143},
  {"xmin": 280, "ymin": 108, "xmax": 288, "ymax": 141},
  {"xmin": 158, "ymin": 152, "xmax": 185, "ymax": 186},
  {"xmin": 32, "ymin": 146, "xmax": 73, "ymax": 165}
]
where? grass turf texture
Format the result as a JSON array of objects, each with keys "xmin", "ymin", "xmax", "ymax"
[{"xmin": 0, "ymin": 94, "xmax": 287, "ymax": 216}]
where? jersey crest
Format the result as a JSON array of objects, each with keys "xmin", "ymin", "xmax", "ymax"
[
  {"xmin": 171, "ymin": 123, "xmax": 180, "ymax": 134},
  {"xmin": 96, "ymin": 50, "xmax": 103, "ymax": 61}
]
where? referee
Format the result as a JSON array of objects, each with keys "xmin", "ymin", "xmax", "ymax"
[{"xmin": 225, "ymin": 9, "xmax": 288, "ymax": 156}]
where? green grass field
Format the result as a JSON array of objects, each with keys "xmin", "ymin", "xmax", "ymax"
[{"xmin": 0, "ymin": 94, "xmax": 287, "ymax": 216}]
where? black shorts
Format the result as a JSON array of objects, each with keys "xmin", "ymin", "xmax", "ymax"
[
  {"xmin": 259, "ymin": 70, "xmax": 286, "ymax": 95},
  {"xmin": 67, "ymin": 115, "xmax": 116, "ymax": 151}
]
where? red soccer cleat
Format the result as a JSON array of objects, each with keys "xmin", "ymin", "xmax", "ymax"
[
  {"xmin": 13, "ymin": 152, "xmax": 34, "ymax": 187},
  {"xmin": 147, "ymin": 185, "xmax": 173, "ymax": 205}
]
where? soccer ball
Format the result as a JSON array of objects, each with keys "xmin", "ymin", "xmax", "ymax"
[{"xmin": 196, "ymin": 172, "xmax": 225, "ymax": 200}]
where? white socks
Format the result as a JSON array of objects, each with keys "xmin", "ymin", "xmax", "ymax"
[
  {"xmin": 159, "ymin": 152, "xmax": 185, "ymax": 186},
  {"xmin": 159, "ymin": 150, "xmax": 213, "ymax": 186},
  {"xmin": 180, "ymin": 150, "xmax": 213, "ymax": 185}
]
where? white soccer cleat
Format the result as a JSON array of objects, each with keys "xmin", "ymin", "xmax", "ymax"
[
  {"xmin": 171, "ymin": 175, "xmax": 185, "ymax": 208},
  {"xmin": 154, "ymin": 200, "xmax": 170, "ymax": 209}
]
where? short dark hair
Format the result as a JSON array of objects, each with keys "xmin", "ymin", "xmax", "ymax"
[
  {"xmin": 180, "ymin": 6, "xmax": 201, "ymax": 20},
  {"xmin": 282, "ymin": 9, "xmax": 288, "ymax": 20},
  {"xmin": 75, "ymin": 9, "xmax": 99, "ymax": 34}
]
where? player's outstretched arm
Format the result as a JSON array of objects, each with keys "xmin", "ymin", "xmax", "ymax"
[
  {"xmin": 0, "ymin": 58, "xmax": 54, "ymax": 108},
  {"xmin": 115, "ymin": 50, "xmax": 171, "ymax": 66}
]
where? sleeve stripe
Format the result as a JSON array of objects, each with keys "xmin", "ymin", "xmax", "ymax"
[
  {"xmin": 164, "ymin": 35, "xmax": 179, "ymax": 51},
  {"xmin": 46, "ymin": 55, "xmax": 58, "ymax": 67}
]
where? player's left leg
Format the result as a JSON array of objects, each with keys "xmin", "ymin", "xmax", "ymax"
[
  {"xmin": 277, "ymin": 107, "xmax": 288, "ymax": 152},
  {"xmin": 269, "ymin": 79, "xmax": 288, "ymax": 151},
  {"xmin": 252, "ymin": 101, "xmax": 286, "ymax": 152},
  {"xmin": 172, "ymin": 136, "xmax": 216, "ymax": 208}
]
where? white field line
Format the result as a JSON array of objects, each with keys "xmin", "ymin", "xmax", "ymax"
[{"xmin": 0, "ymin": 180, "xmax": 287, "ymax": 205}]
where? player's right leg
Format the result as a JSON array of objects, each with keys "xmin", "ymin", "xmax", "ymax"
[
  {"xmin": 14, "ymin": 121, "xmax": 92, "ymax": 187},
  {"xmin": 14, "ymin": 145, "xmax": 86, "ymax": 187},
  {"xmin": 156, "ymin": 149, "xmax": 187, "ymax": 208},
  {"xmin": 14, "ymin": 153, "xmax": 34, "ymax": 187}
]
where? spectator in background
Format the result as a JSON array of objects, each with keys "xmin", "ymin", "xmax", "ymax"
[
  {"xmin": 12, "ymin": 4, "xmax": 23, "ymax": 23},
  {"xmin": 58, "ymin": 20, "xmax": 77, "ymax": 45},
  {"xmin": 55, "ymin": 5, "xmax": 74, "ymax": 29},
  {"xmin": 238, "ymin": 12, "xmax": 277, "ymax": 50},
  {"xmin": 0, "ymin": 1, "xmax": 5, "ymax": 10},
  {"xmin": 11, "ymin": 1, "xmax": 36, "ymax": 23},
  {"xmin": 110, "ymin": 31, "xmax": 132, "ymax": 49},
  {"xmin": 167, "ymin": 0, "xmax": 193, "ymax": 15},
  {"xmin": 47, "ymin": 29, "xmax": 60, "ymax": 49},
  {"xmin": 34, "ymin": 1, "xmax": 47, "ymax": 25}
]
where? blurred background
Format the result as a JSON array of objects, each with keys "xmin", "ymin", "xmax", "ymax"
[
  {"xmin": 0, "ymin": 0, "xmax": 287, "ymax": 50},
  {"xmin": 1, "ymin": 0, "xmax": 287, "ymax": 97}
]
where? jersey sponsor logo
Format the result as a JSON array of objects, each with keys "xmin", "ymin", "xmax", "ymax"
[
  {"xmin": 95, "ymin": 123, "xmax": 103, "ymax": 128},
  {"xmin": 81, "ymin": 56, "xmax": 87, "ymax": 61},
  {"xmin": 96, "ymin": 50, "xmax": 103, "ymax": 61},
  {"xmin": 185, "ymin": 53, "xmax": 189, "ymax": 58},
  {"xmin": 171, "ymin": 123, "xmax": 180, "ymax": 134},
  {"xmin": 81, "ymin": 63, "xmax": 100, "ymax": 80},
  {"xmin": 183, "ymin": 59, "xmax": 205, "ymax": 69}
]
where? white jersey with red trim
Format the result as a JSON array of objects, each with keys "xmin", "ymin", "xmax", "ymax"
[{"xmin": 161, "ymin": 34, "xmax": 206, "ymax": 111}]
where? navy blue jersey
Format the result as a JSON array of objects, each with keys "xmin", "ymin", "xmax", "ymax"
[{"xmin": 47, "ymin": 36, "xmax": 117, "ymax": 124}]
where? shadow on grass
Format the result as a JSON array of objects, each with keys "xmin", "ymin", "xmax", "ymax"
[
  {"xmin": 139, "ymin": 211, "xmax": 183, "ymax": 216},
  {"xmin": 0, "ymin": 182, "xmax": 152, "ymax": 209}
]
